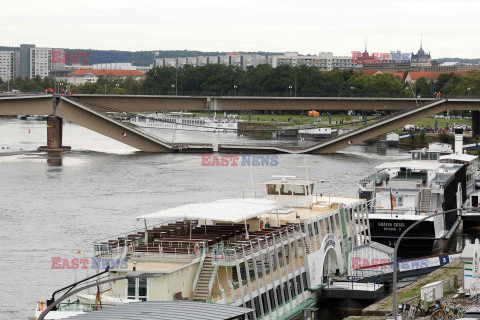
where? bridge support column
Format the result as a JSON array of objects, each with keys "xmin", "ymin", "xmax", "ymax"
[
  {"xmin": 472, "ymin": 111, "xmax": 480, "ymax": 138},
  {"xmin": 37, "ymin": 116, "xmax": 71, "ymax": 152}
]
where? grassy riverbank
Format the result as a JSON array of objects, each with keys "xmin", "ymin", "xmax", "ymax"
[{"xmin": 345, "ymin": 259, "xmax": 462, "ymax": 320}]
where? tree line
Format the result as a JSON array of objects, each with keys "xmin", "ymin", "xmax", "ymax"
[{"xmin": 1, "ymin": 64, "xmax": 480, "ymax": 98}]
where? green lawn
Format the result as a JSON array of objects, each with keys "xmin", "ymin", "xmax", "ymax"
[{"xmin": 135, "ymin": 111, "xmax": 472, "ymax": 131}]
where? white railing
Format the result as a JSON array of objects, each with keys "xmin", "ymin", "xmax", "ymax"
[
  {"xmin": 95, "ymin": 240, "xmax": 206, "ymax": 261},
  {"xmin": 212, "ymin": 225, "xmax": 304, "ymax": 263},
  {"xmin": 192, "ymin": 246, "xmax": 207, "ymax": 292},
  {"xmin": 208, "ymin": 264, "xmax": 219, "ymax": 293}
]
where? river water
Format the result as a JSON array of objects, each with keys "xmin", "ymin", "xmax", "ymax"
[{"xmin": 0, "ymin": 118, "xmax": 455, "ymax": 320}]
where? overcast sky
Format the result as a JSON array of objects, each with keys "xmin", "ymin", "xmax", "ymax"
[{"xmin": 1, "ymin": 0, "xmax": 479, "ymax": 58}]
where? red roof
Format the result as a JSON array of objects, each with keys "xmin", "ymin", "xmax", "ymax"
[
  {"xmin": 407, "ymin": 71, "xmax": 468, "ymax": 81},
  {"xmin": 358, "ymin": 70, "xmax": 381, "ymax": 76},
  {"xmin": 385, "ymin": 72, "xmax": 404, "ymax": 78},
  {"xmin": 68, "ymin": 69, "xmax": 146, "ymax": 77}
]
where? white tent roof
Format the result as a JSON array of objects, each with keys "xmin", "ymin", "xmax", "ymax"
[
  {"xmin": 376, "ymin": 161, "xmax": 444, "ymax": 170},
  {"xmin": 440, "ymin": 154, "xmax": 478, "ymax": 163},
  {"xmin": 137, "ymin": 198, "xmax": 278, "ymax": 223}
]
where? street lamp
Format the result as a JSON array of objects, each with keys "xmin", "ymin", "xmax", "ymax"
[
  {"xmin": 234, "ymin": 85, "xmax": 237, "ymax": 96},
  {"xmin": 350, "ymin": 86, "xmax": 354, "ymax": 97},
  {"xmin": 115, "ymin": 83, "xmax": 119, "ymax": 94},
  {"xmin": 467, "ymin": 87, "xmax": 471, "ymax": 97},
  {"xmin": 171, "ymin": 84, "xmax": 176, "ymax": 95},
  {"xmin": 392, "ymin": 207, "xmax": 477, "ymax": 319},
  {"xmin": 175, "ymin": 58, "xmax": 178, "ymax": 96},
  {"xmin": 289, "ymin": 85, "xmax": 293, "ymax": 97}
]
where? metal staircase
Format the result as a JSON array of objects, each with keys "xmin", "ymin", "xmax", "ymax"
[
  {"xmin": 193, "ymin": 256, "xmax": 218, "ymax": 300},
  {"xmin": 421, "ymin": 188, "xmax": 431, "ymax": 212}
]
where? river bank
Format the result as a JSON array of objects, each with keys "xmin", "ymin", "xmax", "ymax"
[{"xmin": 343, "ymin": 259, "xmax": 462, "ymax": 320}]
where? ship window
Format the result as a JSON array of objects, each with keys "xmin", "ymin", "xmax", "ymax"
[
  {"xmin": 397, "ymin": 196, "xmax": 403, "ymax": 206},
  {"xmin": 430, "ymin": 153, "xmax": 438, "ymax": 160},
  {"xmin": 276, "ymin": 287, "xmax": 283, "ymax": 305},
  {"xmin": 269, "ymin": 289, "xmax": 276, "ymax": 308},
  {"xmin": 313, "ymin": 222, "xmax": 319, "ymax": 235},
  {"xmin": 421, "ymin": 153, "xmax": 428, "ymax": 160},
  {"xmin": 267, "ymin": 184, "xmax": 279, "ymax": 195},
  {"xmin": 253, "ymin": 297, "xmax": 260, "ymax": 316},
  {"xmin": 126, "ymin": 278, "xmax": 147, "ymax": 301},
  {"xmin": 280, "ymin": 185, "xmax": 293, "ymax": 195},
  {"xmin": 127, "ymin": 278, "xmax": 136, "ymax": 298},
  {"xmin": 293, "ymin": 185, "xmax": 306, "ymax": 195},
  {"xmin": 473, "ymin": 196, "xmax": 479, "ymax": 207},
  {"xmin": 412, "ymin": 153, "xmax": 420, "ymax": 160}
]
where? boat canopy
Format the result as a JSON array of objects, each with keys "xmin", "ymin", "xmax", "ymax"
[
  {"xmin": 375, "ymin": 161, "xmax": 444, "ymax": 171},
  {"xmin": 440, "ymin": 154, "xmax": 478, "ymax": 163},
  {"xmin": 137, "ymin": 198, "xmax": 278, "ymax": 223}
]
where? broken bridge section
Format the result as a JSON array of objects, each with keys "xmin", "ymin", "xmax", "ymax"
[
  {"xmin": 218, "ymin": 99, "xmax": 449, "ymax": 154},
  {"xmin": 56, "ymin": 97, "xmax": 214, "ymax": 153}
]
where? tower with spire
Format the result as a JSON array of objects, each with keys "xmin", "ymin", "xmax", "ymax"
[
  {"xmin": 411, "ymin": 34, "xmax": 431, "ymax": 66},
  {"xmin": 361, "ymin": 37, "xmax": 370, "ymax": 61}
]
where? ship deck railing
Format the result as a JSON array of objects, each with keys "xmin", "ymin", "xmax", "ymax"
[
  {"xmin": 212, "ymin": 223, "xmax": 303, "ymax": 263},
  {"xmin": 370, "ymin": 208, "xmax": 430, "ymax": 215},
  {"xmin": 94, "ymin": 221, "xmax": 248, "ymax": 260},
  {"xmin": 208, "ymin": 256, "xmax": 306, "ymax": 304}
]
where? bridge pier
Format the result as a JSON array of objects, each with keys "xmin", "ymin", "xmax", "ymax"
[
  {"xmin": 37, "ymin": 116, "xmax": 71, "ymax": 152},
  {"xmin": 472, "ymin": 111, "xmax": 480, "ymax": 137}
]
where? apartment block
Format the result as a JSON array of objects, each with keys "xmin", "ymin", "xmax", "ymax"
[
  {"xmin": 0, "ymin": 51, "xmax": 16, "ymax": 81},
  {"xmin": 30, "ymin": 47, "xmax": 52, "ymax": 79}
]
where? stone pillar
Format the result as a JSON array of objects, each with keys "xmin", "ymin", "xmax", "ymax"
[
  {"xmin": 472, "ymin": 111, "xmax": 480, "ymax": 137},
  {"xmin": 47, "ymin": 116, "xmax": 63, "ymax": 149}
]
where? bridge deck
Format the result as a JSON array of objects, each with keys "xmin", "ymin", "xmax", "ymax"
[{"xmin": 0, "ymin": 95, "xmax": 469, "ymax": 153}]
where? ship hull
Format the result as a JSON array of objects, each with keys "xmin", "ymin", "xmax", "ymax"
[{"xmin": 368, "ymin": 216, "xmax": 458, "ymax": 252}]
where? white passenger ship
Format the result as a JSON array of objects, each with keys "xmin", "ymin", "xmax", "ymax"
[
  {"xmin": 130, "ymin": 112, "xmax": 238, "ymax": 132},
  {"xmin": 35, "ymin": 176, "xmax": 383, "ymax": 320},
  {"xmin": 359, "ymin": 130, "xmax": 478, "ymax": 251}
]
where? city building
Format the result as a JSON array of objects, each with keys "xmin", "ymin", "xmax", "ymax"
[
  {"xmin": 52, "ymin": 48, "xmax": 66, "ymax": 70},
  {"xmin": 30, "ymin": 47, "xmax": 52, "ymax": 79},
  {"xmin": 19, "ymin": 44, "xmax": 34, "ymax": 78},
  {"xmin": 422, "ymin": 65, "xmax": 480, "ymax": 72},
  {"xmin": 0, "ymin": 50, "xmax": 20, "ymax": 81},
  {"xmin": 154, "ymin": 53, "xmax": 267, "ymax": 70},
  {"xmin": 404, "ymin": 71, "xmax": 468, "ymax": 84},
  {"xmin": 269, "ymin": 52, "xmax": 356, "ymax": 71},
  {"xmin": 92, "ymin": 62, "xmax": 136, "ymax": 70},
  {"xmin": 49, "ymin": 65, "xmax": 83, "ymax": 82},
  {"xmin": 410, "ymin": 45, "xmax": 432, "ymax": 67},
  {"xmin": 66, "ymin": 69, "xmax": 146, "ymax": 85},
  {"xmin": 135, "ymin": 65, "xmax": 153, "ymax": 74}
]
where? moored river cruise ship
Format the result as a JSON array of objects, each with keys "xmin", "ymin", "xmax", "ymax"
[
  {"xmin": 35, "ymin": 176, "xmax": 384, "ymax": 320},
  {"xmin": 130, "ymin": 112, "xmax": 238, "ymax": 132},
  {"xmin": 358, "ymin": 138, "xmax": 478, "ymax": 252}
]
